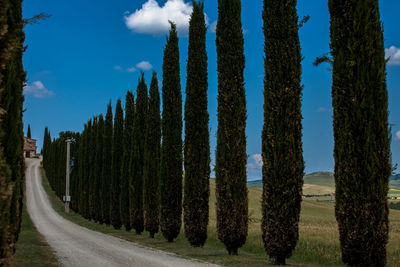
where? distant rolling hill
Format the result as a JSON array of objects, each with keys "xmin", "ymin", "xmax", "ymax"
[{"xmin": 248, "ymin": 172, "xmax": 400, "ymax": 195}]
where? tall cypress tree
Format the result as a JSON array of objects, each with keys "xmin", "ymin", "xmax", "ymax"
[
  {"xmin": 102, "ymin": 102, "xmax": 113, "ymax": 225},
  {"xmin": 261, "ymin": 0, "xmax": 304, "ymax": 265},
  {"xmin": 27, "ymin": 124, "xmax": 31, "ymax": 138},
  {"xmin": 82, "ymin": 120, "xmax": 92, "ymax": 219},
  {"xmin": 88, "ymin": 118, "xmax": 97, "ymax": 220},
  {"xmin": 0, "ymin": 0, "xmax": 25, "ymax": 259},
  {"xmin": 77, "ymin": 125, "xmax": 86, "ymax": 214},
  {"xmin": 144, "ymin": 72, "xmax": 161, "ymax": 238},
  {"xmin": 120, "ymin": 91, "xmax": 134, "ymax": 231},
  {"xmin": 183, "ymin": 1, "xmax": 210, "ymax": 248},
  {"xmin": 215, "ymin": 0, "xmax": 248, "ymax": 255},
  {"xmin": 160, "ymin": 22, "xmax": 183, "ymax": 243},
  {"xmin": 94, "ymin": 115, "xmax": 104, "ymax": 223},
  {"xmin": 329, "ymin": 1, "xmax": 391, "ymax": 265},
  {"xmin": 130, "ymin": 73, "xmax": 148, "ymax": 234},
  {"xmin": 111, "ymin": 99, "xmax": 123, "ymax": 229}
]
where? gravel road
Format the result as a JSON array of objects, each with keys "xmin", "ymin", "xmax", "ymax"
[{"xmin": 25, "ymin": 158, "xmax": 219, "ymax": 267}]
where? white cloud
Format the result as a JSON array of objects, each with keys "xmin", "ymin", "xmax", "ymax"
[
  {"xmin": 124, "ymin": 0, "xmax": 192, "ymax": 35},
  {"xmin": 385, "ymin": 46, "xmax": 400, "ymax": 66},
  {"xmin": 247, "ymin": 154, "xmax": 263, "ymax": 172},
  {"xmin": 114, "ymin": 65, "xmax": 122, "ymax": 71},
  {"xmin": 396, "ymin": 130, "xmax": 400, "ymax": 141},
  {"xmin": 127, "ymin": 67, "xmax": 137, "ymax": 73},
  {"xmin": 136, "ymin": 61, "xmax": 153, "ymax": 71},
  {"xmin": 210, "ymin": 20, "xmax": 217, "ymax": 33},
  {"xmin": 24, "ymin": 81, "xmax": 55, "ymax": 98},
  {"xmin": 317, "ymin": 107, "xmax": 327, "ymax": 113}
]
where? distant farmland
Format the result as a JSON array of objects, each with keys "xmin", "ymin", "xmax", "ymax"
[{"xmin": 248, "ymin": 172, "xmax": 400, "ymax": 199}]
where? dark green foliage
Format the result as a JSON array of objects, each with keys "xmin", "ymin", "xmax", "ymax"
[
  {"xmin": 0, "ymin": 0, "xmax": 25, "ymax": 262},
  {"xmin": 183, "ymin": 1, "xmax": 210, "ymax": 248},
  {"xmin": 102, "ymin": 103, "xmax": 113, "ymax": 225},
  {"xmin": 130, "ymin": 73, "xmax": 148, "ymax": 234},
  {"xmin": 261, "ymin": 0, "xmax": 304, "ymax": 264},
  {"xmin": 144, "ymin": 72, "xmax": 161, "ymax": 238},
  {"xmin": 93, "ymin": 115, "xmax": 104, "ymax": 223},
  {"xmin": 215, "ymin": 0, "xmax": 248, "ymax": 255},
  {"xmin": 81, "ymin": 121, "xmax": 91, "ymax": 219},
  {"xmin": 88, "ymin": 118, "xmax": 97, "ymax": 220},
  {"xmin": 120, "ymin": 91, "xmax": 134, "ymax": 231},
  {"xmin": 70, "ymin": 133, "xmax": 81, "ymax": 213},
  {"xmin": 0, "ymin": 148, "xmax": 12, "ymax": 263},
  {"xmin": 111, "ymin": 100, "xmax": 123, "ymax": 229},
  {"xmin": 329, "ymin": 0, "xmax": 391, "ymax": 265},
  {"xmin": 160, "ymin": 23, "xmax": 183, "ymax": 243},
  {"xmin": 27, "ymin": 124, "xmax": 31, "ymax": 138}
]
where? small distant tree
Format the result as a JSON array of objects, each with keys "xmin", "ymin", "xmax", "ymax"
[
  {"xmin": 27, "ymin": 124, "xmax": 31, "ymax": 138},
  {"xmin": 160, "ymin": 22, "xmax": 183, "ymax": 243},
  {"xmin": 215, "ymin": 0, "xmax": 248, "ymax": 255},
  {"xmin": 144, "ymin": 72, "xmax": 161, "ymax": 238},
  {"xmin": 130, "ymin": 73, "xmax": 148, "ymax": 234},
  {"xmin": 183, "ymin": 0, "xmax": 210, "ymax": 247},
  {"xmin": 120, "ymin": 91, "xmax": 134, "ymax": 231},
  {"xmin": 102, "ymin": 102, "xmax": 113, "ymax": 225},
  {"xmin": 110, "ymin": 100, "xmax": 123, "ymax": 229}
]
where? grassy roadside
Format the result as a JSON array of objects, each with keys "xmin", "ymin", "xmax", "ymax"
[
  {"xmin": 40, "ymin": 167, "xmax": 400, "ymax": 267},
  {"xmin": 10, "ymin": 182, "xmax": 59, "ymax": 267}
]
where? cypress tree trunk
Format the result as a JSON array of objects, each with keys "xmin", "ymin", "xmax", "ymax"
[
  {"xmin": 144, "ymin": 72, "xmax": 161, "ymax": 238},
  {"xmin": 160, "ymin": 22, "xmax": 183, "ymax": 243},
  {"xmin": 130, "ymin": 73, "xmax": 147, "ymax": 234},
  {"xmin": 94, "ymin": 115, "xmax": 104, "ymax": 223},
  {"xmin": 215, "ymin": 0, "xmax": 248, "ymax": 255},
  {"xmin": 183, "ymin": 0, "xmax": 210, "ymax": 248},
  {"xmin": 120, "ymin": 91, "xmax": 134, "ymax": 231},
  {"xmin": 111, "ymin": 100, "xmax": 123, "ymax": 229},
  {"xmin": 102, "ymin": 103, "xmax": 113, "ymax": 225},
  {"xmin": 261, "ymin": 0, "xmax": 304, "ymax": 265},
  {"xmin": 27, "ymin": 124, "xmax": 31, "ymax": 138},
  {"xmin": 329, "ymin": 1, "xmax": 391, "ymax": 265}
]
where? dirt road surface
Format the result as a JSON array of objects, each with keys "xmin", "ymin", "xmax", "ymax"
[{"xmin": 25, "ymin": 158, "xmax": 219, "ymax": 267}]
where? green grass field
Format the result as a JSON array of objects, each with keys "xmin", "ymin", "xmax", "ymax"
[
  {"xmin": 11, "ymin": 184, "xmax": 59, "ymax": 267},
  {"xmin": 41, "ymin": 168, "xmax": 400, "ymax": 267}
]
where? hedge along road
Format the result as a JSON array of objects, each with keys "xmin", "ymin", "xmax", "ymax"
[{"xmin": 25, "ymin": 158, "xmax": 219, "ymax": 267}]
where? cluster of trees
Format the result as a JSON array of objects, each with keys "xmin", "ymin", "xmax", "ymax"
[
  {"xmin": 0, "ymin": 0, "xmax": 26, "ymax": 264},
  {"xmin": 43, "ymin": 0, "xmax": 390, "ymax": 266}
]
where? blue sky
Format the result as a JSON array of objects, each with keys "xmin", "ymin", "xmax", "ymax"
[{"xmin": 22, "ymin": 0, "xmax": 400, "ymax": 179}]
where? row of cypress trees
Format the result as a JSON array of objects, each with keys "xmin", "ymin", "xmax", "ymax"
[
  {"xmin": 43, "ymin": 1, "xmax": 210, "ymax": 247},
  {"xmin": 43, "ymin": 0, "xmax": 390, "ymax": 265},
  {"xmin": 0, "ymin": 0, "xmax": 26, "ymax": 264}
]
